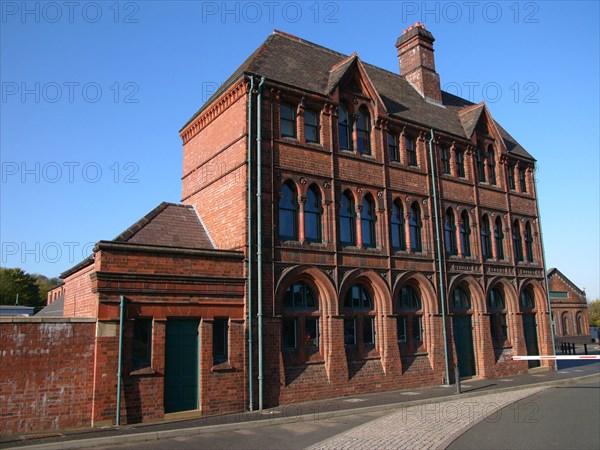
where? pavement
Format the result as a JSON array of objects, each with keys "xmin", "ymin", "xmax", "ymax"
[{"xmin": 2, "ymin": 345, "xmax": 599, "ymax": 450}]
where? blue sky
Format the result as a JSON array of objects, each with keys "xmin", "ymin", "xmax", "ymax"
[{"xmin": 1, "ymin": 1, "xmax": 598, "ymax": 299}]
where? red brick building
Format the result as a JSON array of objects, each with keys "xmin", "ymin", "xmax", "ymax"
[
  {"xmin": 5, "ymin": 24, "xmax": 555, "ymax": 431},
  {"xmin": 548, "ymin": 268, "xmax": 590, "ymax": 344}
]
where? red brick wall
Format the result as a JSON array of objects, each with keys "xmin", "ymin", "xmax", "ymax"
[
  {"xmin": 548, "ymin": 272, "xmax": 590, "ymax": 337},
  {"xmin": 0, "ymin": 318, "xmax": 96, "ymax": 435},
  {"xmin": 63, "ymin": 263, "xmax": 97, "ymax": 318}
]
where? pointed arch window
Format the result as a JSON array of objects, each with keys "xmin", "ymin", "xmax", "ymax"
[
  {"xmin": 488, "ymin": 287, "xmax": 508, "ymax": 344},
  {"xmin": 344, "ymin": 284, "xmax": 375, "ymax": 353},
  {"xmin": 520, "ymin": 288, "xmax": 535, "ymax": 310},
  {"xmin": 460, "ymin": 211, "xmax": 471, "ymax": 257},
  {"xmin": 280, "ymin": 103, "xmax": 296, "ymax": 138},
  {"xmin": 452, "ymin": 287, "xmax": 471, "ymax": 310},
  {"xmin": 282, "ymin": 281, "xmax": 320, "ymax": 363},
  {"xmin": 340, "ymin": 191, "xmax": 356, "ymax": 246},
  {"xmin": 356, "ymin": 107, "xmax": 371, "ymax": 155},
  {"xmin": 476, "ymin": 147, "xmax": 486, "ymax": 182},
  {"xmin": 338, "ymin": 104, "xmax": 352, "ymax": 150},
  {"xmin": 361, "ymin": 195, "xmax": 376, "ymax": 248},
  {"xmin": 409, "ymin": 202, "xmax": 422, "ymax": 252},
  {"xmin": 445, "ymin": 209, "xmax": 457, "ymax": 256},
  {"xmin": 279, "ymin": 182, "xmax": 298, "ymax": 240},
  {"xmin": 494, "ymin": 216, "xmax": 504, "ymax": 260},
  {"xmin": 513, "ymin": 220, "xmax": 524, "ymax": 262},
  {"xmin": 488, "ymin": 147, "xmax": 497, "ymax": 185},
  {"xmin": 397, "ymin": 285, "xmax": 424, "ymax": 352},
  {"xmin": 480, "ymin": 215, "xmax": 492, "ymax": 260},
  {"xmin": 524, "ymin": 221, "xmax": 534, "ymax": 262},
  {"xmin": 391, "ymin": 201, "xmax": 405, "ymax": 251},
  {"xmin": 305, "ymin": 185, "xmax": 322, "ymax": 243}
]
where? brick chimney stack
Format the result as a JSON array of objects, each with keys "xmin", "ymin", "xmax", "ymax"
[{"xmin": 396, "ymin": 22, "xmax": 442, "ymax": 104}]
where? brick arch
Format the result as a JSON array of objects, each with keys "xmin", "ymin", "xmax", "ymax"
[
  {"xmin": 561, "ymin": 311, "xmax": 571, "ymax": 335},
  {"xmin": 339, "ymin": 186, "xmax": 359, "ymax": 205},
  {"xmin": 518, "ymin": 279, "xmax": 548, "ymax": 312},
  {"xmin": 278, "ymin": 177, "xmax": 301, "ymax": 198},
  {"xmin": 485, "ymin": 277, "xmax": 518, "ymax": 313},
  {"xmin": 392, "ymin": 272, "xmax": 438, "ymax": 315},
  {"xmin": 275, "ymin": 265, "xmax": 338, "ymax": 317},
  {"xmin": 339, "ymin": 268, "xmax": 392, "ymax": 316},
  {"xmin": 447, "ymin": 274, "xmax": 485, "ymax": 313}
]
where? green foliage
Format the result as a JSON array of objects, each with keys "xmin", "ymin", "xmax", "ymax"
[
  {"xmin": 589, "ymin": 299, "xmax": 600, "ymax": 328},
  {"xmin": 0, "ymin": 268, "xmax": 61, "ymax": 308}
]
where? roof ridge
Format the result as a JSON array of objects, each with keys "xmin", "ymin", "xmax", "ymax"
[{"xmin": 272, "ymin": 29, "xmax": 348, "ymax": 59}]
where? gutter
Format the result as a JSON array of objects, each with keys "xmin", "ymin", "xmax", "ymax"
[{"xmin": 247, "ymin": 76, "xmax": 255, "ymax": 411}]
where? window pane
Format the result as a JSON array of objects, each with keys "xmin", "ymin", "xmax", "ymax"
[
  {"xmin": 293, "ymin": 283, "xmax": 303, "ymax": 308},
  {"xmin": 338, "ymin": 105, "xmax": 351, "ymax": 150},
  {"xmin": 363, "ymin": 316, "xmax": 374, "ymax": 345},
  {"xmin": 412, "ymin": 316, "xmax": 422, "ymax": 341},
  {"xmin": 305, "ymin": 318, "xmax": 319, "ymax": 348},
  {"xmin": 344, "ymin": 317, "xmax": 356, "ymax": 346},
  {"xmin": 133, "ymin": 319, "xmax": 152, "ymax": 368},
  {"xmin": 280, "ymin": 104, "xmax": 296, "ymax": 138},
  {"xmin": 305, "ymin": 110, "xmax": 319, "ymax": 143},
  {"xmin": 340, "ymin": 193, "xmax": 355, "ymax": 245},
  {"xmin": 282, "ymin": 319, "xmax": 297, "ymax": 350},
  {"xmin": 213, "ymin": 318, "xmax": 228, "ymax": 364},
  {"xmin": 397, "ymin": 317, "xmax": 406, "ymax": 343}
]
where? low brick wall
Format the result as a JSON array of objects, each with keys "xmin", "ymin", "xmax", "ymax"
[{"xmin": 0, "ymin": 318, "xmax": 96, "ymax": 435}]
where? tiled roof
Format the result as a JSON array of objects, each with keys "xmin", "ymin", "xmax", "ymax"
[
  {"xmin": 35, "ymin": 297, "xmax": 64, "ymax": 317},
  {"xmin": 113, "ymin": 202, "xmax": 215, "ymax": 249},
  {"xmin": 186, "ymin": 30, "xmax": 534, "ymax": 160}
]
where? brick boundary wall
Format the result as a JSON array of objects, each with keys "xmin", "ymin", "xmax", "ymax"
[{"xmin": 0, "ymin": 318, "xmax": 97, "ymax": 435}]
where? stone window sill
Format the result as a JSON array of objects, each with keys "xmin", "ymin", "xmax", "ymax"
[{"xmin": 130, "ymin": 366, "xmax": 157, "ymax": 376}]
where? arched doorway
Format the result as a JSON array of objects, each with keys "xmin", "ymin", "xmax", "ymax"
[
  {"xmin": 451, "ymin": 286, "xmax": 476, "ymax": 377},
  {"xmin": 520, "ymin": 287, "xmax": 540, "ymax": 368}
]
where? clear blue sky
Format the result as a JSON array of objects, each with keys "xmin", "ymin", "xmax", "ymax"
[{"xmin": 1, "ymin": 1, "xmax": 598, "ymax": 299}]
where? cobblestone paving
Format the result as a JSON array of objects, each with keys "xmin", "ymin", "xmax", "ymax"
[{"xmin": 308, "ymin": 386, "xmax": 548, "ymax": 450}]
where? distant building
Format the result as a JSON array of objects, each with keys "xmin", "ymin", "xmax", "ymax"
[
  {"xmin": 0, "ymin": 305, "xmax": 34, "ymax": 316},
  {"xmin": 547, "ymin": 268, "xmax": 591, "ymax": 345}
]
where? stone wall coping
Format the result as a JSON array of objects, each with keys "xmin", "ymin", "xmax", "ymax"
[{"xmin": 0, "ymin": 317, "xmax": 97, "ymax": 323}]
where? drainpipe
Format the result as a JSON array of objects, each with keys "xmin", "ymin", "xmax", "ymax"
[
  {"xmin": 247, "ymin": 76, "xmax": 255, "ymax": 411},
  {"xmin": 116, "ymin": 295, "xmax": 125, "ymax": 425},
  {"xmin": 256, "ymin": 76, "xmax": 266, "ymax": 410},
  {"xmin": 428, "ymin": 129, "xmax": 451, "ymax": 386},
  {"xmin": 533, "ymin": 165, "xmax": 557, "ymax": 358}
]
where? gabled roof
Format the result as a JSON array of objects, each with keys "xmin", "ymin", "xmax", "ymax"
[
  {"xmin": 459, "ymin": 102, "xmax": 485, "ymax": 138},
  {"xmin": 113, "ymin": 202, "xmax": 214, "ymax": 249},
  {"xmin": 547, "ymin": 268, "xmax": 586, "ymax": 297},
  {"xmin": 184, "ymin": 30, "xmax": 534, "ymax": 160}
]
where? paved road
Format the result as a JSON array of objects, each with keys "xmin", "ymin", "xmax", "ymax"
[{"xmin": 447, "ymin": 376, "xmax": 600, "ymax": 450}]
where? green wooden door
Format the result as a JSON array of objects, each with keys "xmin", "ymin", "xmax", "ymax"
[
  {"xmin": 164, "ymin": 320, "xmax": 199, "ymax": 413},
  {"xmin": 453, "ymin": 315, "xmax": 476, "ymax": 377},
  {"xmin": 522, "ymin": 313, "xmax": 540, "ymax": 368}
]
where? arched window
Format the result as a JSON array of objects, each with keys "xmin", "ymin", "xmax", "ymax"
[
  {"xmin": 305, "ymin": 185, "xmax": 322, "ymax": 243},
  {"xmin": 340, "ymin": 191, "xmax": 356, "ymax": 246},
  {"xmin": 476, "ymin": 147, "xmax": 486, "ymax": 182},
  {"xmin": 513, "ymin": 220, "xmax": 524, "ymax": 262},
  {"xmin": 444, "ymin": 209, "xmax": 457, "ymax": 256},
  {"xmin": 356, "ymin": 107, "xmax": 371, "ymax": 155},
  {"xmin": 304, "ymin": 109, "xmax": 319, "ymax": 144},
  {"xmin": 488, "ymin": 147, "xmax": 497, "ymax": 185},
  {"xmin": 344, "ymin": 284, "xmax": 375, "ymax": 352},
  {"xmin": 494, "ymin": 217, "xmax": 504, "ymax": 260},
  {"xmin": 338, "ymin": 104, "xmax": 352, "ymax": 150},
  {"xmin": 520, "ymin": 288, "xmax": 535, "ymax": 310},
  {"xmin": 397, "ymin": 285, "xmax": 424, "ymax": 352},
  {"xmin": 282, "ymin": 281, "xmax": 320, "ymax": 362},
  {"xmin": 524, "ymin": 221, "xmax": 534, "ymax": 262},
  {"xmin": 561, "ymin": 313, "xmax": 570, "ymax": 336},
  {"xmin": 361, "ymin": 195, "xmax": 376, "ymax": 248},
  {"xmin": 452, "ymin": 287, "xmax": 471, "ymax": 310},
  {"xmin": 279, "ymin": 182, "xmax": 298, "ymax": 240},
  {"xmin": 280, "ymin": 103, "xmax": 296, "ymax": 138},
  {"xmin": 391, "ymin": 200, "xmax": 405, "ymax": 251},
  {"xmin": 460, "ymin": 211, "xmax": 471, "ymax": 257},
  {"xmin": 480, "ymin": 215, "xmax": 492, "ymax": 260},
  {"xmin": 576, "ymin": 314, "xmax": 583, "ymax": 335},
  {"xmin": 488, "ymin": 287, "xmax": 508, "ymax": 344},
  {"xmin": 410, "ymin": 202, "xmax": 422, "ymax": 252}
]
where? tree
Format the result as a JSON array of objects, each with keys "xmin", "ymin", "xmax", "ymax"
[
  {"xmin": 33, "ymin": 274, "xmax": 62, "ymax": 305},
  {"xmin": 0, "ymin": 267, "xmax": 42, "ymax": 307},
  {"xmin": 589, "ymin": 299, "xmax": 600, "ymax": 328}
]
